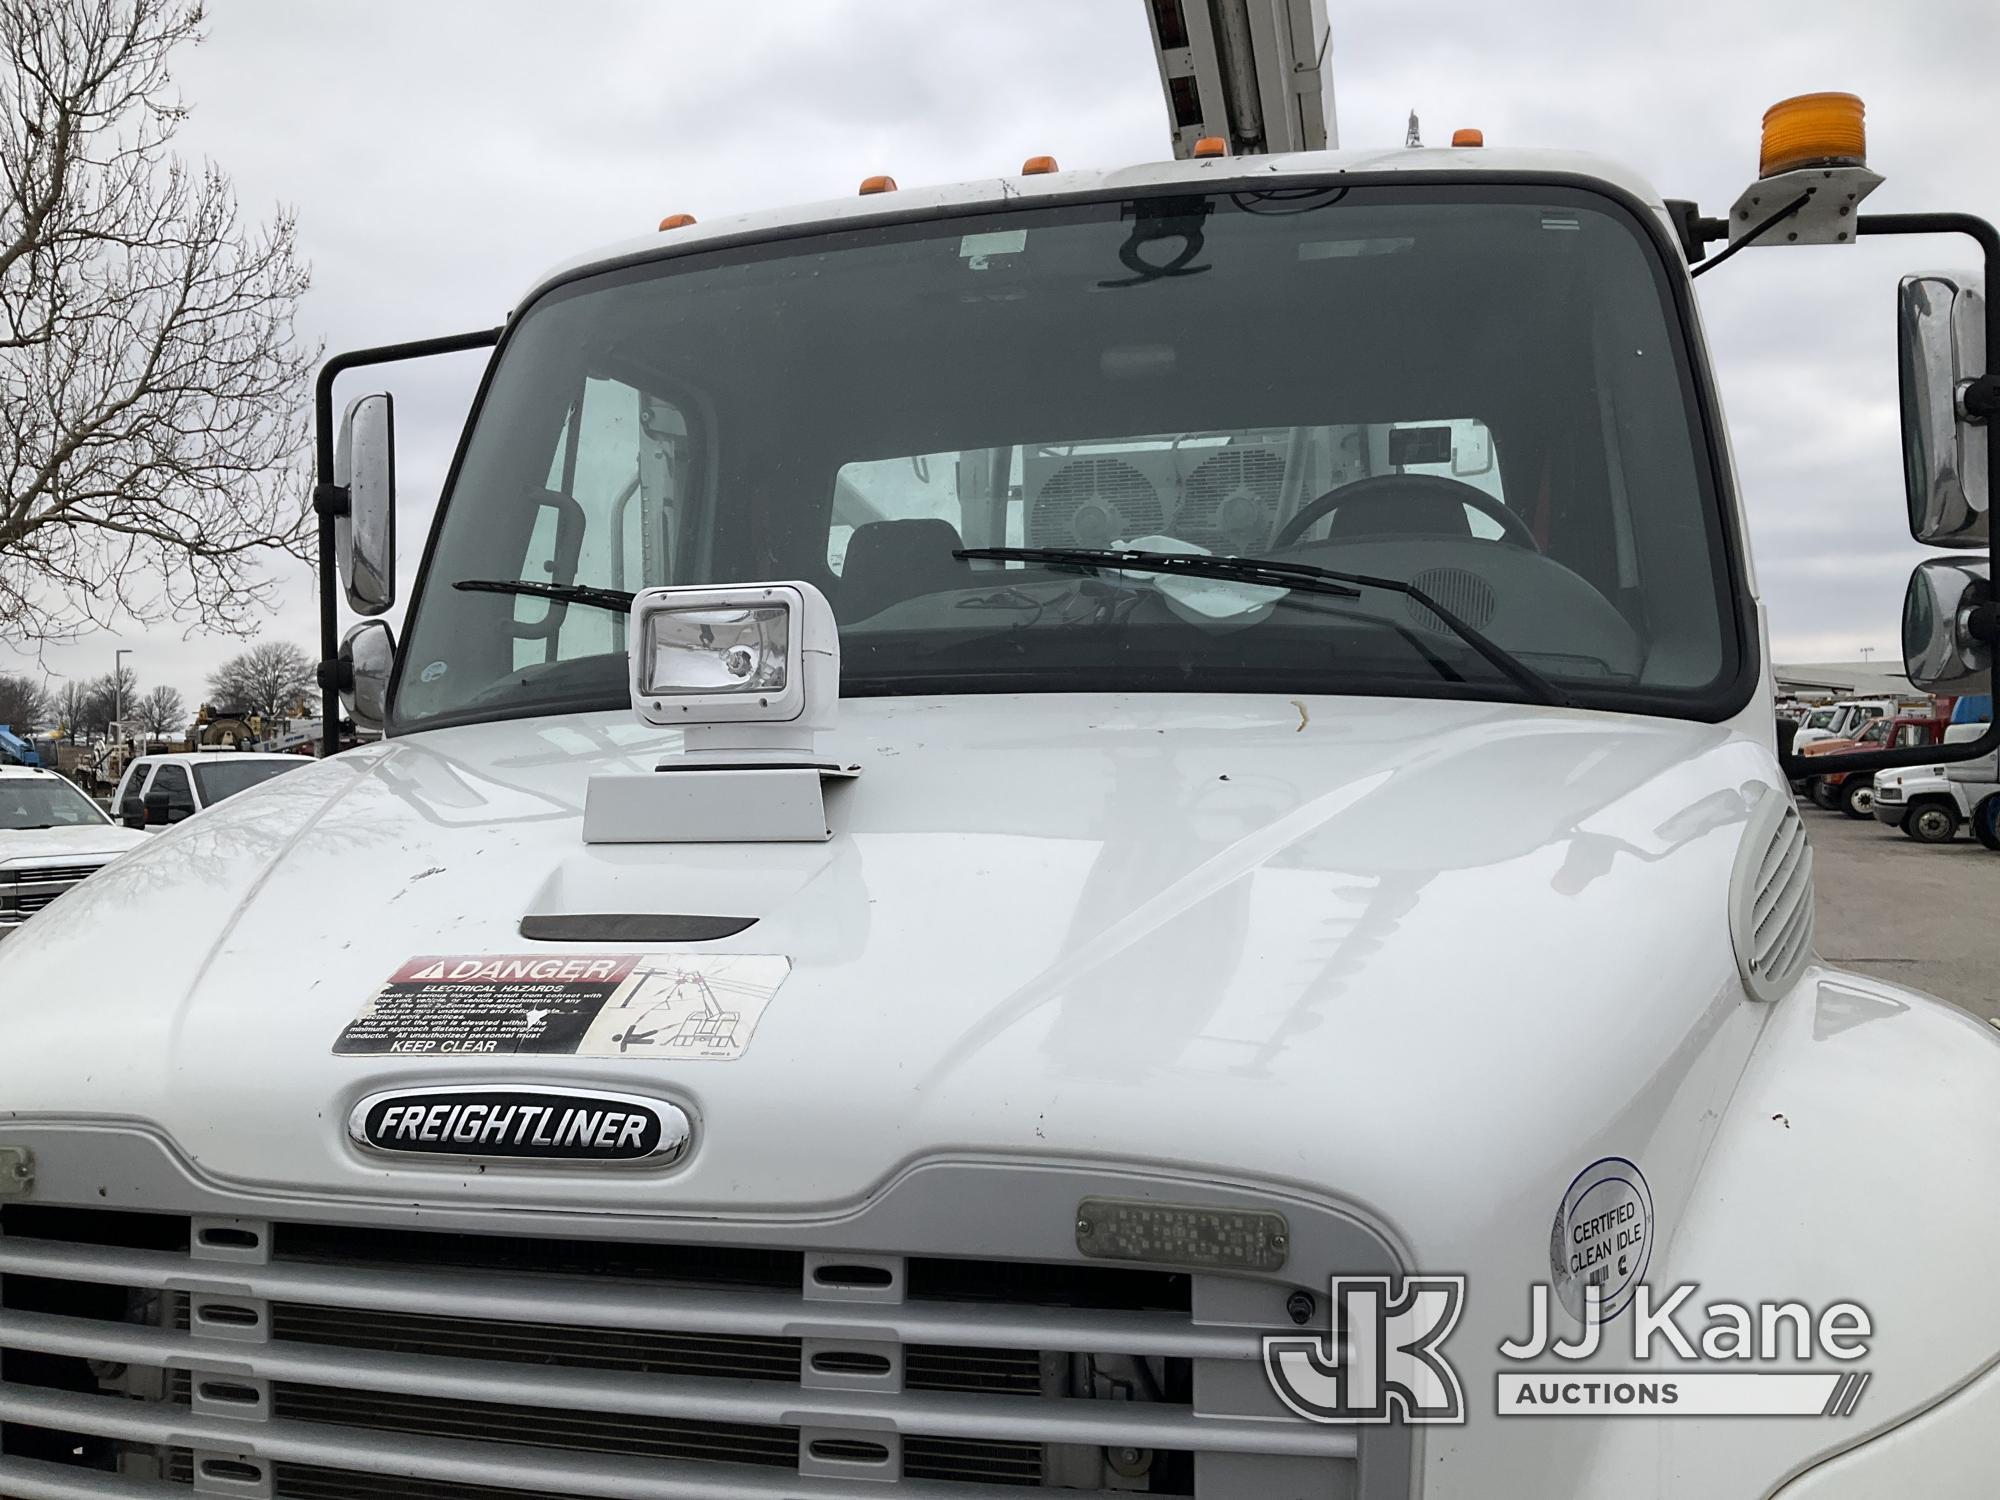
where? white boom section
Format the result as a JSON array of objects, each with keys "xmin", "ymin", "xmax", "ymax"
[{"xmin": 1141, "ymin": 0, "xmax": 1336, "ymax": 158}]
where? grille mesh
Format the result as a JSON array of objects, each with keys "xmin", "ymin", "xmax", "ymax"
[
  {"xmin": 1028, "ymin": 457, "xmax": 1166, "ymax": 547},
  {"xmin": 1179, "ymin": 448, "xmax": 1284, "ymax": 549},
  {"xmin": 1404, "ymin": 566, "xmax": 1498, "ymax": 633}
]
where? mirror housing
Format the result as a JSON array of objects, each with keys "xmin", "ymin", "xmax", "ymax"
[
  {"xmin": 334, "ymin": 392, "xmax": 397, "ymax": 614},
  {"xmin": 338, "ymin": 619, "xmax": 396, "ymax": 730},
  {"xmin": 1902, "ymin": 556, "xmax": 1993, "ymax": 692},
  {"xmin": 1897, "ymin": 271, "xmax": 1989, "ymax": 548},
  {"xmin": 141, "ymin": 788, "xmax": 169, "ymax": 828}
]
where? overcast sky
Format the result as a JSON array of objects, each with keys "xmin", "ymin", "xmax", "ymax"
[{"xmin": 20, "ymin": 0, "xmax": 2000, "ymax": 710}]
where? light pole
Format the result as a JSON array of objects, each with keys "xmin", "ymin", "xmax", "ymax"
[{"xmin": 113, "ymin": 648, "xmax": 131, "ymax": 744}]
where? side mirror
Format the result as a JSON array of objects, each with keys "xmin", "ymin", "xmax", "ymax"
[
  {"xmin": 141, "ymin": 789, "xmax": 169, "ymax": 828},
  {"xmin": 334, "ymin": 392, "xmax": 397, "ymax": 615},
  {"xmin": 338, "ymin": 619, "xmax": 396, "ymax": 730},
  {"xmin": 1897, "ymin": 271, "xmax": 1989, "ymax": 548},
  {"xmin": 1903, "ymin": 556, "xmax": 1992, "ymax": 692},
  {"xmin": 121, "ymin": 808, "xmax": 144, "ymax": 831}
]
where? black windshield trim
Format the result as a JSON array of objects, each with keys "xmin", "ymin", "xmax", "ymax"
[{"xmin": 386, "ymin": 170, "xmax": 1756, "ymax": 738}]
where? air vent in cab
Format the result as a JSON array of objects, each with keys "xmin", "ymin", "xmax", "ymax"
[{"xmin": 1729, "ymin": 788, "xmax": 1815, "ymax": 1001}]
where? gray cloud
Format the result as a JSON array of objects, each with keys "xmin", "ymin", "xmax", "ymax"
[{"xmin": 17, "ymin": 0, "xmax": 1996, "ymax": 707}]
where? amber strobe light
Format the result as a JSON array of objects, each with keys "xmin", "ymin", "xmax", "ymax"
[{"xmin": 1759, "ymin": 92, "xmax": 1866, "ymax": 178}]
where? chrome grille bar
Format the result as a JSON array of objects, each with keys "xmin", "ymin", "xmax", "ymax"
[
  {"xmin": 0, "ymin": 1237, "xmax": 1247, "ymax": 1359},
  {"xmin": 0, "ymin": 1387, "xmax": 1145, "ymax": 1500},
  {"xmin": 0, "ymin": 1455, "xmax": 186, "ymax": 1500},
  {"xmin": 0, "ymin": 1308, "xmax": 1352, "ymax": 1459}
]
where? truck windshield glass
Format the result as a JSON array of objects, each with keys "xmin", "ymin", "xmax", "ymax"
[
  {"xmin": 192, "ymin": 758, "xmax": 303, "ymax": 804},
  {"xmin": 0, "ymin": 778, "xmax": 111, "ymax": 830},
  {"xmin": 397, "ymin": 184, "xmax": 1738, "ymax": 729}
]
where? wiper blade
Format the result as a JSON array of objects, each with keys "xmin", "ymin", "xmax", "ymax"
[
  {"xmin": 453, "ymin": 578, "xmax": 636, "ymax": 614},
  {"xmin": 954, "ymin": 546, "xmax": 1574, "ymax": 709}
]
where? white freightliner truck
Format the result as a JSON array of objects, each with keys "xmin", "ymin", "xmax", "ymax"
[{"xmin": 4, "ymin": 9, "xmax": 2000, "ymax": 1499}]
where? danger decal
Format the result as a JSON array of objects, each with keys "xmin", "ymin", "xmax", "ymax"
[{"xmin": 334, "ymin": 953, "xmax": 791, "ymax": 1060}]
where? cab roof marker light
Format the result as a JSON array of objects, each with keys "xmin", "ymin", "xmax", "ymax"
[
  {"xmin": 657, "ymin": 213, "xmax": 696, "ymax": 231},
  {"xmin": 859, "ymin": 175, "xmax": 898, "ymax": 195},
  {"xmin": 1191, "ymin": 136, "xmax": 1228, "ymax": 158},
  {"xmin": 1021, "ymin": 155, "xmax": 1059, "ymax": 176},
  {"xmin": 1451, "ymin": 128, "xmax": 1484, "ymax": 147}
]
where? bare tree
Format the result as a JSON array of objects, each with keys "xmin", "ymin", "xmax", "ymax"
[
  {"xmin": 81, "ymin": 664, "xmax": 139, "ymax": 737},
  {"xmin": 132, "ymin": 682, "xmax": 182, "ymax": 737},
  {"xmin": 0, "ymin": 0, "xmax": 315, "ymax": 648},
  {"xmin": 207, "ymin": 639, "xmax": 312, "ymax": 721},
  {"xmin": 57, "ymin": 677, "xmax": 90, "ymax": 739},
  {"xmin": 0, "ymin": 670, "xmax": 50, "ymax": 731}
]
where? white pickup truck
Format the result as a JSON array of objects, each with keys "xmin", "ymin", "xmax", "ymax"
[
  {"xmin": 1, "ymin": 92, "xmax": 1998, "ymax": 1500},
  {"xmin": 1871, "ymin": 723, "xmax": 2000, "ymax": 840}
]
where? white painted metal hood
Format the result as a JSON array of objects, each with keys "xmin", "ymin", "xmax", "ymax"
[
  {"xmin": 0, "ymin": 823, "xmax": 149, "ymax": 868},
  {"xmin": 0, "ymin": 693, "xmax": 1774, "ymax": 1264}
]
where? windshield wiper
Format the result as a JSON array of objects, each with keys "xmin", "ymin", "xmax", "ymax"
[
  {"xmin": 953, "ymin": 545, "xmax": 1574, "ymax": 709},
  {"xmin": 453, "ymin": 578, "xmax": 636, "ymax": 614}
]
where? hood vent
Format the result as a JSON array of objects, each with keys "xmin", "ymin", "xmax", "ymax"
[{"xmin": 1729, "ymin": 788, "xmax": 1815, "ymax": 1001}]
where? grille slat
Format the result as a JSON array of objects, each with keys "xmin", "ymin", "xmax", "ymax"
[
  {"xmin": 0, "ymin": 1306, "xmax": 1347, "ymax": 1459},
  {"xmin": 0, "ymin": 1237, "xmax": 1236, "ymax": 1359},
  {"xmin": 2, "ymin": 1205, "xmax": 1363, "ymax": 1495},
  {"xmin": 0, "ymin": 1386, "xmax": 1135, "ymax": 1500}
]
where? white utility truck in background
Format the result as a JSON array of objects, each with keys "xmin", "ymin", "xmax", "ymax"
[{"xmin": 3, "ymin": 3, "xmax": 1999, "ymax": 1497}]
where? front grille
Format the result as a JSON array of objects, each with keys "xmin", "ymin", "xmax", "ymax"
[
  {"xmin": 0, "ymin": 864, "xmax": 106, "ymax": 925},
  {"xmin": 0, "ymin": 864, "xmax": 106, "ymax": 886},
  {"xmin": 0, "ymin": 1203, "xmax": 1361, "ymax": 1496}
]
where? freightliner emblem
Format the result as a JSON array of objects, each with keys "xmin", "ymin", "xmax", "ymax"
[{"xmin": 348, "ymin": 1086, "xmax": 693, "ymax": 1167}]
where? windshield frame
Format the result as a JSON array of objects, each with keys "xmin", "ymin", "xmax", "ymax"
[{"xmin": 388, "ymin": 169, "xmax": 1759, "ymax": 737}]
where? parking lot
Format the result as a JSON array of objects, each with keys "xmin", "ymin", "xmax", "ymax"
[{"xmin": 1807, "ymin": 802, "xmax": 1999, "ymax": 1024}]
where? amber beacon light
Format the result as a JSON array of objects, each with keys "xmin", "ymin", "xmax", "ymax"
[{"xmin": 1759, "ymin": 92, "xmax": 1866, "ymax": 178}]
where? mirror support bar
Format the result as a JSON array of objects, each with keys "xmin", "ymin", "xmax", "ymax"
[
  {"xmin": 1780, "ymin": 211, "xmax": 2000, "ymax": 780},
  {"xmin": 312, "ymin": 328, "xmax": 502, "ymax": 758}
]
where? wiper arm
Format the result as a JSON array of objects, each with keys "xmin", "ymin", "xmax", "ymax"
[
  {"xmin": 954, "ymin": 546, "xmax": 1574, "ymax": 709},
  {"xmin": 453, "ymin": 578, "xmax": 636, "ymax": 614}
]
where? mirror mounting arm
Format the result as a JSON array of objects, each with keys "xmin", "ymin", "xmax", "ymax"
[
  {"xmin": 312, "ymin": 326, "xmax": 502, "ymax": 758},
  {"xmin": 1958, "ymin": 372, "xmax": 2000, "ymax": 425},
  {"xmin": 312, "ymin": 480, "xmax": 350, "ymax": 519}
]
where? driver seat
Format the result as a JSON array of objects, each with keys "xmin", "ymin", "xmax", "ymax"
[{"xmin": 1320, "ymin": 487, "xmax": 1473, "ymax": 540}]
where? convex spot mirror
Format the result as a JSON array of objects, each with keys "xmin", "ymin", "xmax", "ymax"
[
  {"xmin": 1897, "ymin": 271, "xmax": 1989, "ymax": 548},
  {"xmin": 339, "ymin": 620, "xmax": 396, "ymax": 730},
  {"xmin": 1902, "ymin": 556, "xmax": 1991, "ymax": 693},
  {"xmin": 335, "ymin": 392, "xmax": 397, "ymax": 614}
]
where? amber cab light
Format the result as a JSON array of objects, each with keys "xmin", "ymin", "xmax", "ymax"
[
  {"xmin": 657, "ymin": 213, "xmax": 696, "ymax": 231},
  {"xmin": 859, "ymin": 175, "xmax": 898, "ymax": 196},
  {"xmin": 1759, "ymin": 92, "xmax": 1866, "ymax": 178},
  {"xmin": 1451, "ymin": 128, "xmax": 1484, "ymax": 147},
  {"xmin": 1021, "ymin": 155, "xmax": 1059, "ymax": 176},
  {"xmin": 1191, "ymin": 136, "xmax": 1228, "ymax": 158}
]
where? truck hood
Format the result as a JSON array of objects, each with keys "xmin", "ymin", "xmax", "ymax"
[
  {"xmin": 0, "ymin": 822, "xmax": 149, "ymax": 867},
  {"xmin": 0, "ymin": 693, "xmax": 1777, "ymax": 1259}
]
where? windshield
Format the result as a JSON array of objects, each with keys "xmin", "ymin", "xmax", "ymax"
[
  {"xmin": 398, "ymin": 182, "xmax": 1740, "ymax": 730},
  {"xmin": 0, "ymin": 777, "xmax": 110, "ymax": 830},
  {"xmin": 192, "ymin": 758, "xmax": 302, "ymax": 805}
]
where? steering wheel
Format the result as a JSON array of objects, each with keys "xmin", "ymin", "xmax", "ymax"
[{"xmin": 1271, "ymin": 473, "xmax": 1542, "ymax": 552}]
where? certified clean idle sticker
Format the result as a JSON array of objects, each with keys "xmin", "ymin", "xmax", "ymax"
[
  {"xmin": 1549, "ymin": 1156, "xmax": 1654, "ymax": 1322},
  {"xmin": 334, "ymin": 953, "xmax": 790, "ymax": 1060}
]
